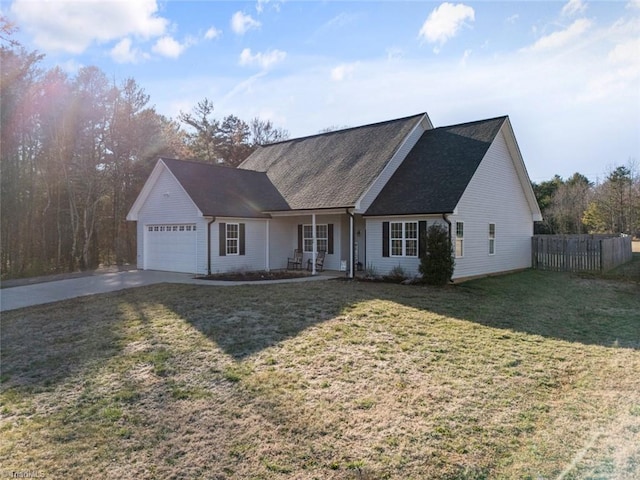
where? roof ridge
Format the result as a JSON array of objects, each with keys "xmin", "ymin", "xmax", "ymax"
[
  {"xmin": 161, "ymin": 157, "xmax": 271, "ymax": 177},
  {"xmin": 434, "ymin": 115, "xmax": 508, "ymax": 131},
  {"xmin": 257, "ymin": 112, "xmax": 427, "ymax": 147},
  {"xmin": 160, "ymin": 157, "xmax": 234, "ymax": 169}
]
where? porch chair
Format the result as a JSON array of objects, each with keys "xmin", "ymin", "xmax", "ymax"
[
  {"xmin": 307, "ymin": 250, "xmax": 326, "ymax": 272},
  {"xmin": 287, "ymin": 249, "xmax": 303, "ymax": 270}
]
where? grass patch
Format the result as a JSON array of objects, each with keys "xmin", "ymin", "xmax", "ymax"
[{"xmin": 1, "ymin": 269, "xmax": 639, "ymax": 478}]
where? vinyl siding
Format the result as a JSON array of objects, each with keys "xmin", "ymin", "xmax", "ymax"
[
  {"xmin": 366, "ymin": 216, "xmax": 446, "ymax": 277},
  {"xmin": 136, "ymin": 166, "xmax": 207, "ymax": 274},
  {"xmin": 451, "ymin": 129, "xmax": 533, "ymax": 279},
  {"xmin": 210, "ymin": 218, "xmax": 268, "ymax": 273}
]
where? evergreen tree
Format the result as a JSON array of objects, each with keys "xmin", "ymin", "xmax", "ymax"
[{"xmin": 419, "ymin": 224, "xmax": 455, "ymax": 285}]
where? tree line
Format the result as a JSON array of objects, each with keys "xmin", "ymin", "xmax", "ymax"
[
  {"xmin": 0, "ymin": 18, "xmax": 288, "ymax": 278},
  {"xmin": 532, "ymin": 164, "xmax": 640, "ymax": 236}
]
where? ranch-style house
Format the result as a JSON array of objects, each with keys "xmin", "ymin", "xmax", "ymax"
[{"xmin": 126, "ymin": 112, "xmax": 542, "ymax": 280}]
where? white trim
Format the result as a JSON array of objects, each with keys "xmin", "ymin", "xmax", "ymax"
[
  {"xmin": 499, "ymin": 119, "xmax": 543, "ymax": 221},
  {"xmin": 389, "ymin": 221, "xmax": 418, "ymax": 257},
  {"xmin": 266, "ymin": 208, "xmax": 347, "ymax": 217},
  {"xmin": 127, "ymin": 159, "xmax": 203, "ymax": 221},
  {"xmin": 226, "ymin": 223, "xmax": 240, "ymax": 256},
  {"xmin": 349, "ymin": 213, "xmax": 354, "ymax": 278},
  {"xmin": 265, "ymin": 220, "xmax": 270, "ymax": 271}
]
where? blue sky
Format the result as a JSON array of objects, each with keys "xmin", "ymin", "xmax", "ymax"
[{"xmin": 5, "ymin": 0, "xmax": 640, "ymax": 183}]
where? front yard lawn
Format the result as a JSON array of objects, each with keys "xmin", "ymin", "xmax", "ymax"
[{"xmin": 1, "ymin": 268, "xmax": 639, "ymax": 479}]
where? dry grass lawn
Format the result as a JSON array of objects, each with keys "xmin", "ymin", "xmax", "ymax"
[{"xmin": 1, "ymin": 261, "xmax": 639, "ymax": 479}]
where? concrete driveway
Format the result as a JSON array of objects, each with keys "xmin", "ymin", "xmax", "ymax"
[
  {"xmin": 0, "ymin": 270, "xmax": 336, "ymax": 312},
  {"xmin": 0, "ymin": 270, "xmax": 209, "ymax": 312}
]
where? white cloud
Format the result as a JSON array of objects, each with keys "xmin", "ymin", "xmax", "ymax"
[
  {"xmin": 330, "ymin": 63, "xmax": 357, "ymax": 81},
  {"xmin": 10, "ymin": 0, "xmax": 167, "ymax": 53},
  {"xmin": 562, "ymin": 0, "xmax": 587, "ymax": 17},
  {"xmin": 205, "ymin": 27, "xmax": 222, "ymax": 40},
  {"xmin": 506, "ymin": 14, "xmax": 519, "ymax": 24},
  {"xmin": 525, "ymin": 18, "xmax": 592, "ymax": 52},
  {"xmin": 239, "ymin": 48, "xmax": 286, "ymax": 69},
  {"xmin": 386, "ymin": 47, "xmax": 404, "ymax": 61},
  {"xmin": 231, "ymin": 11, "xmax": 261, "ymax": 35},
  {"xmin": 460, "ymin": 49, "xmax": 472, "ymax": 66},
  {"xmin": 152, "ymin": 36, "xmax": 188, "ymax": 59},
  {"xmin": 418, "ymin": 2, "xmax": 475, "ymax": 50},
  {"xmin": 110, "ymin": 38, "xmax": 147, "ymax": 64}
]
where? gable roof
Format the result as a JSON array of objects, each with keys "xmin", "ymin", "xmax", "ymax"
[
  {"xmin": 161, "ymin": 157, "xmax": 289, "ymax": 218},
  {"xmin": 238, "ymin": 113, "xmax": 427, "ymax": 210},
  {"xmin": 365, "ymin": 116, "xmax": 507, "ymax": 216}
]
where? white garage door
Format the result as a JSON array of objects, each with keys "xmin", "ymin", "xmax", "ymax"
[{"xmin": 145, "ymin": 224, "xmax": 197, "ymax": 273}]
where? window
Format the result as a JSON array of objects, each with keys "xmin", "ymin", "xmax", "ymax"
[
  {"xmin": 390, "ymin": 221, "xmax": 418, "ymax": 257},
  {"xmin": 489, "ymin": 223, "xmax": 496, "ymax": 255},
  {"xmin": 455, "ymin": 222, "xmax": 464, "ymax": 257},
  {"xmin": 303, "ymin": 224, "xmax": 328, "ymax": 253},
  {"xmin": 226, "ymin": 223, "xmax": 239, "ymax": 255}
]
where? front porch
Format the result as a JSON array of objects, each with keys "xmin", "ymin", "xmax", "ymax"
[{"xmin": 267, "ymin": 210, "xmax": 366, "ymax": 278}]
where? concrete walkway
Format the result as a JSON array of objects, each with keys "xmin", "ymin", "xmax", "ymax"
[{"xmin": 0, "ymin": 270, "xmax": 337, "ymax": 312}]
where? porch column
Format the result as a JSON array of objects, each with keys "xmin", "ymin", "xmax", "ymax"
[
  {"xmin": 349, "ymin": 213, "xmax": 354, "ymax": 278},
  {"xmin": 265, "ymin": 219, "xmax": 270, "ymax": 271},
  {"xmin": 312, "ymin": 213, "xmax": 317, "ymax": 275}
]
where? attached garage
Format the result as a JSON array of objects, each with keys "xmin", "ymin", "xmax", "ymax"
[{"xmin": 144, "ymin": 224, "xmax": 198, "ymax": 273}]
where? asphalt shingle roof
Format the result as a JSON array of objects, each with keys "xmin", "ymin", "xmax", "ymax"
[
  {"xmin": 161, "ymin": 157, "xmax": 290, "ymax": 218},
  {"xmin": 365, "ymin": 116, "xmax": 507, "ymax": 216},
  {"xmin": 238, "ymin": 113, "xmax": 425, "ymax": 210}
]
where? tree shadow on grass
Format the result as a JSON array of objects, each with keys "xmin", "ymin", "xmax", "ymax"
[
  {"xmin": 439, "ymin": 269, "xmax": 640, "ymax": 351},
  {"xmin": 2, "ymin": 269, "xmax": 637, "ymax": 394},
  {"xmin": 0, "ymin": 285, "xmax": 164, "ymax": 392},
  {"xmin": 164, "ymin": 270, "xmax": 640, "ymax": 359},
  {"xmin": 0, "ymin": 293, "xmax": 127, "ymax": 391},
  {"xmin": 156, "ymin": 283, "xmax": 347, "ymax": 360}
]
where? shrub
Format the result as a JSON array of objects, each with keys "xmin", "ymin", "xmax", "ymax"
[
  {"xmin": 419, "ymin": 224, "xmax": 455, "ymax": 285},
  {"xmin": 385, "ymin": 264, "xmax": 408, "ymax": 283},
  {"xmin": 364, "ymin": 263, "xmax": 379, "ymax": 279}
]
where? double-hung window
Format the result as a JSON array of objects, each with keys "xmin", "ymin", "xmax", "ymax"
[
  {"xmin": 303, "ymin": 224, "xmax": 328, "ymax": 253},
  {"xmin": 455, "ymin": 222, "xmax": 464, "ymax": 258},
  {"xmin": 489, "ymin": 223, "xmax": 496, "ymax": 255},
  {"xmin": 226, "ymin": 223, "xmax": 239, "ymax": 255},
  {"xmin": 390, "ymin": 221, "xmax": 418, "ymax": 257}
]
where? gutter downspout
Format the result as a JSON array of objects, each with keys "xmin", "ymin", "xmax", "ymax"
[
  {"xmin": 442, "ymin": 213, "xmax": 452, "ymax": 246},
  {"xmin": 206, "ymin": 217, "xmax": 216, "ymax": 275},
  {"xmin": 347, "ymin": 209, "xmax": 355, "ymax": 278}
]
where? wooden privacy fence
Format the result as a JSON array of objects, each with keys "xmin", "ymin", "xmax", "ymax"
[{"xmin": 532, "ymin": 235, "xmax": 633, "ymax": 272}]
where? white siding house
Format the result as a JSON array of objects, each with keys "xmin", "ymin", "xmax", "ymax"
[
  {"xmin": 131, "ymin": 163, "xmax": 206, "ymax": 274},
  {"xmin": 451, "ymin": 129, "xmax": 535, "ymax": 279},
  {"xmin": 128, "ymin": 113, "xmax": 541, "ymax": 280}
]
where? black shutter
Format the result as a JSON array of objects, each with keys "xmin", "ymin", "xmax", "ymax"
[
  {"xmin": 419, "ymin": 221, "xmax": 427, "ymax": 257},
  {"xmin": 328, "ymin": 223, "xmax": 334, "ymax": 254},
  {"xmin": 382, "ymin": 221, "xmax": 389, "ymax": 257},
  {"xmin": 297, "ymin": 224, "xmax": 303, "ymax": 251},
  {"xmin": 219, "ymin": 223, "xmax": 226, "ymax": 256},
  {"xmin": 239, "ymin": 223, "xmax": 246, "ymax": 256}
]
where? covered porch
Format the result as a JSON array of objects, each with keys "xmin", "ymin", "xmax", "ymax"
[{"xmin": 267, "ymin": 209, "xmax": 366, "ymax": 277}]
